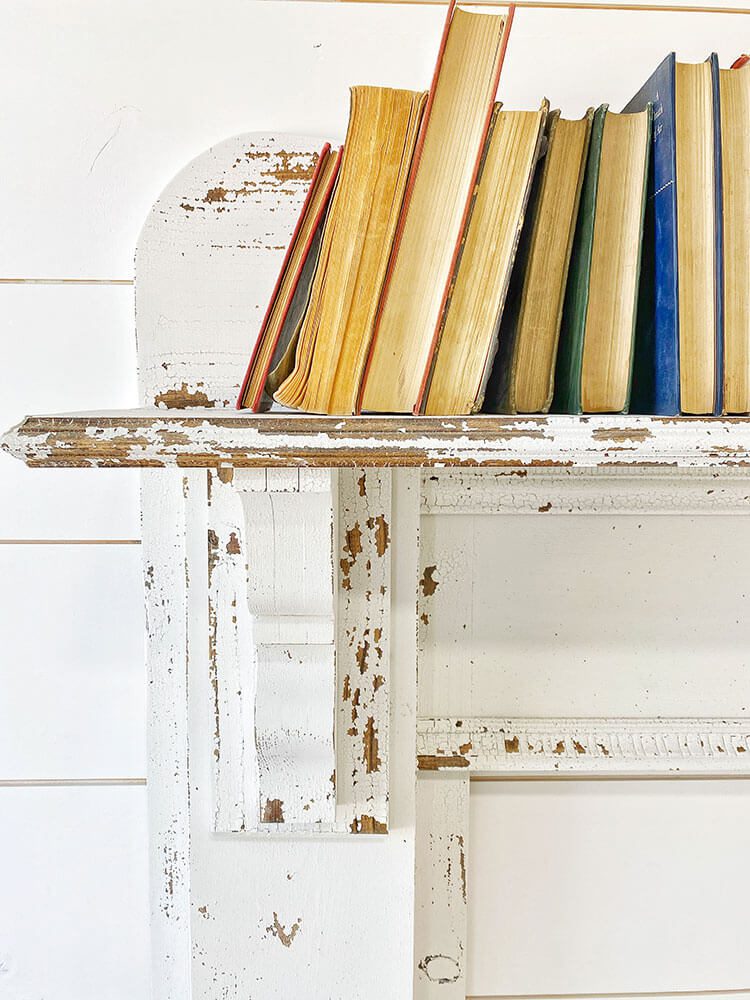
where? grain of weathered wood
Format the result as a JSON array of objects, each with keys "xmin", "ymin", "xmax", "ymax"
[{"xmin": 8, "ymin": 411, "xmax": 750, "ymax": 469}]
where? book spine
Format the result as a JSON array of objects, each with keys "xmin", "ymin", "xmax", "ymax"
[
  {"xmin": 472, "ymin": 101, "xmax": 548, "ymax": 415},
  {"xmin": 413, "ymin": 3, "xmax": 516, "ymax": 415},
  {"xmin": 235, "ymin": 143, "xmax": 336, "ymax": 411},
  {"xmin": 354, "ymin": 0, "xmax": 457, "ymax": 415},
  {"xmin": 623, "ymin": 53, "xmax": 680, "ymax": 416},
  {"xmin": 418, "ymin": 103, "xmax": 503, "ymax": 414},
  {"xmin": 710, "ymin": 52, "xmax": 724, "ymax": 415}
]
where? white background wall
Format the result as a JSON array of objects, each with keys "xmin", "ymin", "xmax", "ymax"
[{"xmin": 2, "ymin": 3, "xmax": 750, "ymax": 999}]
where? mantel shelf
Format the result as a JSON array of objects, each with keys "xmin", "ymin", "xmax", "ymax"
[{"xmin": 5, "ymin": 408, "xmax": 750, "ymax": 469}]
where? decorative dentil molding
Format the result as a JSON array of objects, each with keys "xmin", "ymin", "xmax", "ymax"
[{"xmin": 417, "ymin": 717, "xmax": 750, "ymax": 775}]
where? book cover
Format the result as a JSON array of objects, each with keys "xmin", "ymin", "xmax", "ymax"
[
  {"xmin": 485, "ymin": 107, "xmax": 593, "ymax": 414},
  {"xmin": 357, "ymin": 1, "xmax": 516, "ymax": 414},
  {"xmin": 552, "ymin": 105, "xmax": 606, "ymax": 414},
  {"xmin": 623, "ymin": 54, "xmax": 680, "ymax": 415},
  {"xmin": 235, "ymin": 144, "xmax": 341, "ymax": 411}
]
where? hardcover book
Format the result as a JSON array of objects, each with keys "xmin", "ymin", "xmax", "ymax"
[
  {"xmin": 624, "ymin": 53, "xmax": 722, "ymax": 415},
  {"xmin": 719, "ymin": 56, "xmax": 750, "ymax": 413},
  {"xmin": 423, "ymin": 101, "xmax": 548, "ymax": 415},
  {"xmin": 486, "ymin": 107, "xmax": 593, "ymax": 414},
  {"xmin": 273, "ymin": 86, "xmax": 427, "ymax": 414},
  {"xmin": 235, "ymin": 144, "xmax": 341, "ymax": 411},
  {"xmin": 360, "ymin": 0, "xmax": 514, "ymax": 414},
  {"xmin": 553, "ymin": 103, "xmax": 651, "ymax": 414}
]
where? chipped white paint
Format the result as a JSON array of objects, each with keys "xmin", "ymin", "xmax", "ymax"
[
  {"xmin": 208, "ymin": 466, "xmax": 338, "ymax": 832},
  {"xmin": 421, "ymin": 467, "xmax": 750, "ymax": 514},
  {"xmin": 12, "ymin": 411, "xmax": 750, "ymax": 469},
  {"xmin": 135, "ymin": 133, "xmax": 324, "ymax": 410},
  {"xmin": 415, "ymin": 775, "xmax": 469, "ymax": 1000},
  {"xmin": 129, "ymin": 134, "xmax": 415, "ymax": 998},
  {"xmin": 417, "ymin": 718, "xmax": 750, "ymax": 775},
  {"xmin": 5, "ymin": 123, "xmax": 750, "ymax": 998},
  {"xmin": 140, "ymin": 469, "xmax": 201, "ymax": 998},
  {"xmin": 336, "ymin": 468, "xmax": 392, "ymax": 833}
]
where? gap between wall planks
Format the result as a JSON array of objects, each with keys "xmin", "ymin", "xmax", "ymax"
[
  {"xmin": 0, "ymin": 278, "xmax": 133, "ymax": 285},
  {"xmin": 0, "ymin": 778, "xmax": 146, "ymax": 787},
  {"xmin": 0, "ymin": 539, "xmax": 140, "ymax": 544}
]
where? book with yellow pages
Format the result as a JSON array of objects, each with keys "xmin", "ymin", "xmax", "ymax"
[
  {"xmin": 720, "ymin": 55, "xmax": 750, "ymax": 413},
  {"xmin": 360, "ymin": 0, "xmax": 514, "ymax": 414},
  {"xmin": 553, "ymin": 103, "xmax": 651, "ymax": 414},
  {"xmin": 236, "ymin": 144, "xmax": 341, "ymax": 411},
  {"xmin": 485, "ymin": 107, "xmax": 594, "ymax": 414},
  {"xmin": 422, "ymin": 101, "xmax": 548, "ymax": 415},
  {"xmin": 272, "ymin": 86, "xmax": 427, "ymax": 414}
]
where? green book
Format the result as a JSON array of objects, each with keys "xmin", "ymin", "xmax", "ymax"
[
  {"xmin": 553, "ymin": 102, "xmax": 652, "ymax": 414},
  {"xmin": 485, "ymin": 107, "xmax": 593, "ymax": 413}
]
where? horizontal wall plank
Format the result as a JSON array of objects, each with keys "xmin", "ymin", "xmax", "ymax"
[
  {"xmin": 1, "ymin": 3, "xmax": 748, "ymax": 278},
  {"xmin": 468, "ymin": 780, "xmax": 750, "ymax": 996},
  {"xmin": 0, "ymin": 0, "xmax": 443, "ymax": 278},
  {"xmin": 0, "ymin": 545, "xmax": 145, "ymax": 778},
  {"xmin": 0, "ymin": 785, "xmax": 148, "ymax": 999},
  {"xmin": 0, "ymin": 284, "xmax": 140, "ymax": 537}
]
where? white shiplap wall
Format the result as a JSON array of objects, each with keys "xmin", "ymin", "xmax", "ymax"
[{"xmin": 2, "ymin": 3, "xmax": 750, "ymax": 999}]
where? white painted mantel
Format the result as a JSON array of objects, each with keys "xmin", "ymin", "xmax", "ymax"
[{"xmin": 4, "ymin": 133, "xmax": 750, "ymax": 999}]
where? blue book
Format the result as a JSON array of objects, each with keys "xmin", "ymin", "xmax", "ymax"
[{"xmin": 624, "ymin": 54, "xmax": 723, "ymax": 415}]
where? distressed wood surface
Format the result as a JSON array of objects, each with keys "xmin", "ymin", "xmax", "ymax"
[
  {"xmin": 417, "ymin": 717, "xmax": 750, "ymax": 775},
  {"xmin": 336, "ymin": 468, "xmax": 392, "ymax": 834},
  {"xmin": 421, "ymin": 467, "xmax": 750, "ymax": 513},
  {"xmin": 415, "ymin": 775, "xmax": 469, "ymax": 999},
  {"xmin": 208, "ymin": 467, "xmax": 338, "ymax": 833},
  {"xmin": 9, "ymin": 411, "xmax": 750, "ymax": 468},
  {"xmin": 140, "ymin": 470, "xmax": 198, "ymax": 998},
  {"xmin": 136, "ymin": 134, "xmax": 322, "ymax": 409}
]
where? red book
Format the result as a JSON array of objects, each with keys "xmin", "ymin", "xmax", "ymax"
[
  {"xmin": 358, "ymin": 2, "xmax": 515, "ymax": 414},
  {"xmin": 236, "ymin": 144, "xmax": 342, "ymax": 411}
]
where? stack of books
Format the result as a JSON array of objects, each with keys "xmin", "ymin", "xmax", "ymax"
[{"xmin": 237, "ymin": 2, "xmax": 750, "ymax": 416}]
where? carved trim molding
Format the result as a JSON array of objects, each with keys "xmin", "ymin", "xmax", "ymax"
[
  {"xmin": 421, "ymin": 468, "xmax": 750, "ymax": 515},
  {"xmin": 416, "ymin": 717, "xmax": 750, "ymax": 775},
  {"xmin": 9, "ymin": 412, "xmax": 750, "ymax": 469}
]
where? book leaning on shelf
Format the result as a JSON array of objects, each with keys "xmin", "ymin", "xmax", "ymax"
[{"xmin": 238, "ymin": 32, "xmax": 750, "ymax": 418}]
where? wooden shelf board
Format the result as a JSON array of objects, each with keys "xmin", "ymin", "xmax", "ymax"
[{"xmin": 4, "ymin": 408, "xmax": 750, "ymax": 469}]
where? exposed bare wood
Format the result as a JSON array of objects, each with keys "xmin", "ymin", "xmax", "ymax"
[
  {"xmin": 8, "ymin": 412, "xmax": 750, "ymax": 469},
  {"xmin": 417, "ymin": 718, "xmax": 750, "ymax": 775}
]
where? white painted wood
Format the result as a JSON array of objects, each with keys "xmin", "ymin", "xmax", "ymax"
[
  {"xmin": 183, "ymin": 469, "xmax": 419, "ymax": 997},
  {"xmin": 0, "ymin": 1, "xmax": 443, "ymax": 278},
  {"xmin": 418, "ymin": 718, "xmax": 750, "ymax": 775},
  {"xmin": 336, "ymin": 468, "xmax": 392, "ymax": 833},
  {"xmin": 136, "ymin": 133, "xmax": 324, "ymax": 409},
  {"xmin": 468, "ymin": 779, "xmax": 750, "ymax": 996},
  {"xmin": 0, "ymin": 544, "xmax": 145, "ymax": 779},
  {"xmin": 418, "ymin": 513, "xmax": 750, "ymax": 719},
  {"xmin": 0, "ymin": 285, "xmax": 139, "ymax": 538},
  {"xmin": 208, "ymin": 467, "xmax": 338, "ymax": 832},
  {"xmin": 415, "ymin": 775, "xmax": 469, "ymax": 999},
  {"xmin": 422, "ymin": 468, "xmax": 750, "ymax": 515},
  {"xmin": 16, "ymin": 412, "xmax": 750, "ymax": 469},
  {"xmin": 0, "ymin": 786, "xmax": 149, "ymax": 999},
  {"xmin": 141, "ymin": 470, "xmax": 200, "ymax": 998}
]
